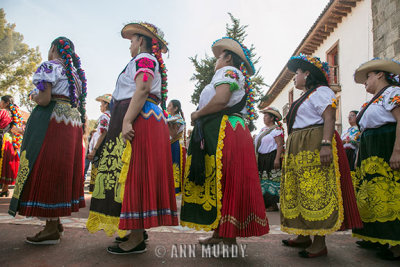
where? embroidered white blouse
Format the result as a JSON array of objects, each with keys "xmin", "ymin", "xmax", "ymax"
[
  {"xmin": 33, "ymin": 59, "xmax": 81, "ymax": 98},
  {"xmin": 198, "ymin": 66, "xmax": 246, "ymax": 115},
  {"xmin": 254, "ymin": 127, "xmax": 283, "ymax": 154},
  {"xmin": 341, "ymin": 126, "xmax": 361, "ymax": 150},
  {"xmin": 112, "ymin": 53, "xmax": 161, "ymax": 101},
  {"xmin": 358, "ymin": 86, "xmax": 400, "ymax": 131},
  {"xmin": 293, "ymin": 86, "xmax": 336, "ymax": 129}
]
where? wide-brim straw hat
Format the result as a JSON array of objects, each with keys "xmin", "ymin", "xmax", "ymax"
[
  {"xmin": 212, "ymin": 37, "xmax": 255, "ymax": 76},
  {"xmin": 260, "ymin": 107, "xmax": 282, "ymax": 121},
  {"xmin": 287, "ymin": 53, "xmax": 330, "ymax": 84},
  {"xmin": 354, "ymin": 58, "xmax": 400, "ymax": 84},
  {"xmin": 121, "ymin": 22, "xmax": 168, "ymax": 53},
  {"xmin": 95, "ymin": 94, "xmax": 112, "ymax": 103}
]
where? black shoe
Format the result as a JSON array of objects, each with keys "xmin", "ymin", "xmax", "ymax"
[
  {"xmin": 0, "ymin": 190, "xmax": 9, "ymax": 197},
  {"xmin": 376, "ymin": 248, "xmax": 400, "ymax": 261},
  {"xmin": 115, "ymin": 231, "xmax": 148, "ymax": 243},
  {"xmin": 356, "ymin": 240, "xmax": 388, "ymax": 250},
  {"xmin": 107, "ymin": 241, "xmax": 147, "ymax": 255}
]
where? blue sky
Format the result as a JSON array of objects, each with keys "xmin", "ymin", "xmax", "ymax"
[{"xmin": 2, "ymin": 0, "xmax": 329, "ymax": 130}]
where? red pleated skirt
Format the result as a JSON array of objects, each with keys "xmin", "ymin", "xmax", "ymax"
[
  {"xmin": 118, "ymin": 110, "xmax": 178, "ymax": 230},
  {"xmin": 217, "ymin": 120, "xmax": 269, "ymax": 238},
  {"xmin": 0, "ymin": 136, "xmax": 19, "ymax": 185},
  {"xmin": 18, "ymin": 116, "xmax": 85, "ymax": 217}
]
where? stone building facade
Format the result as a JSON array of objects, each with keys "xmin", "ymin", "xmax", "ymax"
[{"xmin": 372, "ymin": 0, "xmax": 400, "ymax": 60}]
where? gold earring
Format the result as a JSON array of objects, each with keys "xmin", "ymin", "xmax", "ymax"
[{"xmin": 138, "ymin": 46, "xmax": 141, "ymax": 54}]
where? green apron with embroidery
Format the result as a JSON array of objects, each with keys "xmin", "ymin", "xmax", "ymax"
[{"xmin": 9, "ymin": 101, "xmax": 56, "ymax": 216}]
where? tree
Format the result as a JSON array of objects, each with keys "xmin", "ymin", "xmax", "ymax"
[
  {"xmin": 189, "ymin": 13, "xmax": 267, "ymax": 129},
  {"xmin": 0, "ymin": 8, "xmax": 41, "ymax": 111}
]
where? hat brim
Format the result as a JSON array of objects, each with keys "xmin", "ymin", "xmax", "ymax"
[
  {"xmin": 212, "ymin": 39, "xmax": 254, "ymax": 76},
  {"xmin": 354, "ymin": 59, "xmax": 400, "ymax": 84},
  {"xmin": 287, "ymin": 58, "xmax": 328, "ymax": 84},
  {"xmin": 260, "ymin": 109, "xmax": 282, "ymax": 121},
  {"xmin": 95, "ymin": 96, "xmax": 111, "ymax": 103},
  {"xmin": 121, "ymin": 23, "xmax": 168, "ymax": 53}
]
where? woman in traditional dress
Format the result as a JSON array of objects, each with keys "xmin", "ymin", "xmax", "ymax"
[
  {"xmin": 341, "ymin": 110, "xmax": 360, "ymax": 171},
  {"xmin": 254, "ymin": 107, "xmax": 284, "ymax": 211},
  {"xmin": 8, "ymin": 37, "xmax": 87, "ymax": 245},
  {"xmin": 281, "ymin": 54, "xmax": 361, "ymax": 258},
  {"xmin": 167, "ymin": 99, "xmax": 186, "ymax": 194},
  {"xmin": 180, "ymin": 37, "xmax": 269, "ymax": 244},
  {"xmin": 87, "ymin": 94, "xmax": 111, "ymax": 193},
  {"xmin": 352, "ymin": 58, "xmax": 400, "ymax": 261},
  {"xmin": 0, "ymin": 95, "xmax": 23, "ymax": 196},
  {"xmin": 87, "ymin": 22, "xmax": 177, "ymax": 255}
]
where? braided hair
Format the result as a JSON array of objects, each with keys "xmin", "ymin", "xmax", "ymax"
[
  {"xmin": 223, "ymin": 50, "xmax": 256, "ymax": 131},
  {"xmin": 151, "ymin": 38, "xmax": 168, "ymax": 114},
  {"xmin": 51, "ymin": 37, "xmax": 87, "ymax": 129},
  {"xmin": 1, "ymin": 95, "xmax": 23, "ymax": 154}
]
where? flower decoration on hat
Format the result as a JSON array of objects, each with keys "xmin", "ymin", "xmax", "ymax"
[
  {"xmin": 288, "ymin": 53, "xmax": 330, "ymax": 84},
  {"xmin": 212, "ymin": 37, "xmax": 256, "ymax": 75}
]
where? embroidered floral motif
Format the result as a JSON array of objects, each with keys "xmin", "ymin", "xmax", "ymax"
[
  {"xmin": 12, "ymin": 150, "xmax": 29, "ymax": 199},
  {"xmin": 35, "ymin": 62, "xmax": 53, "ymax": 74},
  {"xmin": 183, "ymin": 154, "xmax": 217, "ymax": 211},
  {"xmin": 331, "ymin": 98, "xmax": 337, "ymax": 108},
  {"xmin": 373, "ymin": 96, "xmax": 383, "ymax": 104},
  {"xmin": 92, "ymin": 134, "xmax": 126, "ymax": 200},
  {"xmin": 352, "ymin": 156, "xmax": 400, "ymax": 223},
  {"xmin": 389, "ymin": 94, "xmax": 400, "ymax": 106},
  {"xmin": 135, "ymin": 57, "xmax": 156, "ymax": 72},
  {"xmin": 224, "ymin": 69, "xmax": 239, "ymax": 80},
  {"xmin": 281, "ymin": 149, "xmax": 340, "ymax": 221},
  {"xmin": 361, "ymin": 102, "xmax": 368, "ymax": 109}
]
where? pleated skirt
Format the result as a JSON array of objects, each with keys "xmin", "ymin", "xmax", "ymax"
[{"xmin": 18, "ymin": 103, "xmax": 85, "ymax": 217}]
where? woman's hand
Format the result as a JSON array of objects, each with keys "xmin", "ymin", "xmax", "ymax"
[
  {"xmin": 87, "ymin": 150, "xmax": 95, "ymax": 161},
  {"xmin": 273, "ymin": 158, "xmax": 281, "ymax": 170},
  {"xmin": 390, "ymin": 149, "xmax": 400, "ymax": 170},
  {"xmin": 320, "ymin": 146, "xmax": 333, "ymax": 166},
  {"xmin": 191, "ymin": 111, "xmax": 199, "ymax": 125},
  {"xmin": 122, "ymin": 121, "xmax": 135, "ymax": 141}
]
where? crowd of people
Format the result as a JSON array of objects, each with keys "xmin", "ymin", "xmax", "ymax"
[{"xmin": 1, "ymin": 21, "xmax": 400, "ymax": 261}]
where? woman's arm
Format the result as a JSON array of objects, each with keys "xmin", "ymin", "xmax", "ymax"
[
  {"xmin": 273, "ymin": 135, "xmax": 284, "ymax": 169},
  {"xmin": 320, "ymin": 105, "xmax": 336, "ymax": 166},
  {"xmin": 191, "ymin": 83, "xmax": 232, "ymax": 122},
  {"xmin": 390, "ymin": 107, "xmax": 400, "ymax": 170},
  {"xmin": 122, "ymin": 73, "xmax": 153, "ymax": 141},
  {"xmin": 33, "ymin": 82, "xmax": 52, "ymax": 106},
  {"xmin": 87, "ymin": 131, "xmax": 107, "ymax": 160}
]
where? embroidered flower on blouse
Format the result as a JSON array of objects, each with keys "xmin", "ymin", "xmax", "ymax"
[
  {"xmin": 137, "ymin": 58, "xmax": 155, "ymax": 69},
  {"xmin": 361, "ymin": 102, "xmax": 368, "ymax": 109},
  {"xmin": 389, "ymin": 94, "xmax": 400, "ymax": 106},
  {"xmin": 331, "ymin": 98, "xmax": 337, "ymax": 108},
  {"xmin": 373, "ymin": 96, "xmax": 383, "ymax": 104},
  {"xmin": 35, "ymin": 63, "xmax": 53, "ymax": 74},
  {"xmin": 224, "ymin": 70, "xmax": 239, "ymax": 80}
]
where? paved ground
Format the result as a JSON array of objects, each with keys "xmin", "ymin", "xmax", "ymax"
[{"xmin": 0, "ymin": 181, "xmax": 397, "ymax": 266}]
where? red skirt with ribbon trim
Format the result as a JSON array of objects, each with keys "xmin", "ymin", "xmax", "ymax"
[
  {"xmin": 217, "ymin": 118, "xmax": 269, "ymax": 238},
  {"xmin": 118, "ymin": 101, "xmax": 178, "ymax": 230},
  {"xmin": 18, "ymin": 111, "xmax": 85, "ymax": 217}
]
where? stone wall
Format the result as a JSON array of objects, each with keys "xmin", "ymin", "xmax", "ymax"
[{"xmin": 372, "ymin": 0, "xmax": 400, "ymax": 60}]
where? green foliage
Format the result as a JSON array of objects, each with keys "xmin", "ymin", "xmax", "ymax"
[
  {"xmin": 189, "ymin": 13, "xmax": 267, "ymax": 129},
  {"xmin": 0, "ymin": 8, "xmax": 41, "ymax": 110}
]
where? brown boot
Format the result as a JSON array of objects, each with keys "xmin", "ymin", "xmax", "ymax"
[
  {"xmin": 58, "ymin": 218, "xmax": 64, "ymax": 236},
  {"xmin": 26, "ymin": 220, "xmax": 60, "ymax": 245}
]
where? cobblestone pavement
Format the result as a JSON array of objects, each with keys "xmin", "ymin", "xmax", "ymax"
[{"xmin": 0, "ymin": 180, "xmax": 397, "ymax": 266}]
